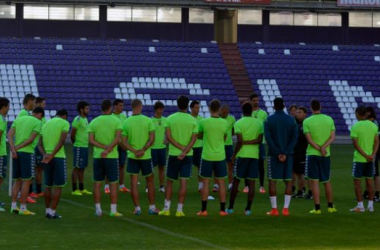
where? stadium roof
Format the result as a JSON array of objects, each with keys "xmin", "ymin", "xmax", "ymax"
[{"xmin": 1, "ymin": 0, "xmax": 377, "ymax": 11}]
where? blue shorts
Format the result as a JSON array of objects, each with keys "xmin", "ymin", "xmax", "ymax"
[
  {"xmin": 44, "ymin": 158, "xmax": 67, "ymax": 187},
  {"xmin": 166, "ymin": 156, "xmax": 192, "ymax": 181},
  {"xmin": 193, "ymin": 147, "xmax": 202, "ymax": 168},
  {"xmin": 352, "ymin": 162, "xmax": 375, "ymax": 179},
  {"xmin": 73, "ymin": 147, "xmax": 89, "ymax": 169},
  {"xmin": 233, "ymin": 158, "xmax": 259, "ymax": 180},
  {"xmin": 34, "ymin": 147, "xmax": 43, "ymax": 167},
  {"xmin": 127, "ymin": 158, "xmax": 153, "ymax": 177},
  {"xmin": 199, "ymin": 159, "xmax": 227, "ymax": 179},
  {"xmin": 13, "ymin": 152, "xmax": 35, "ymax": 180},
  {"xmin": 152, "ymin": 148, "xmax": 166, "ymax": 167},
  {"xmin": 0, "ymin": 156, "xmax": 7, "ymax": 179},
  {"xmin": 225, "ymin": 145, "xmax": 234, "ymax": 163},
  {"xmin": 267, "ymin": 155, "xmax": 293, "ymax": 181},
  {"xmin": 259, "ymin": 144, "xmax": 266, "ymax": 160},
  {"xmin": 118, "ymin": 146, "xmax": 127, "ymax": 167},
  {"xmin": 93, "ymin": 158, "xmax": 119, "ymax": 183},
  {"xmin": 305, "ymin": 156, "xmax": 331, "ymax": 183}
]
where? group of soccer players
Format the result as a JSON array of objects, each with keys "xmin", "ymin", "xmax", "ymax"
[{"xmin": 0, "ymin": 91, "xmax": 379, "ymax": 218}]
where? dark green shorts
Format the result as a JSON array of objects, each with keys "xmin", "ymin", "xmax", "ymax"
[
  {"xmin": 225, "ymin": 145, "xmax": 234, "ymax": 163},
  {"xmin": 34, "ymin": 147, "xmax": 43, "ymax": 167},
  {"xmin": 233, "ymin": 158, "xmax": 259, "ymax": 180},
  {"xmin": 193, "ymin": 147, "xmax": 202, "ymax": 168},
  {"xmin": 199, "ymin": 159, "xmax": 227, "ymax": 179},
  {"xmin": 267, "ymin": 155, "xmax": 293, "ymax": 181},
  {"xmin": 127, "ymin": 158, "xmax": 153, "ymax": 177},
  {"xmin": 166, "ymin": 156, "xmax": 192, "ymax": 181},
  {"xmin": 118, "ymin": 146, "xmax": 127, "ymax": 167},
  {"xmin": 0, "ymin": 156, "xmax": 7, "ymax": 179},
  {"xmin": 93, "ymin": 158, "xmax": 118, "ymax": 183},
  {"xmin": 12, "ymin": 152, "xmax": 35, "ymax": 180},
  {"xmin": 44, "ymin": 158, "xmax": 67, "ymax": 187},
  {"xmin": 305, "ymin": 155, "xmax": 331, "ymax": 183},
  {"xmin": 352, "ymin": 162, "xmax": 375, "ymax": 179},
  {"xmin": 73, "ymin": 147, "xmax": 89, "ymax": 169},
  {"xmin": 152, "ymin": 148, "xmax": 167, "ymax": 167}
]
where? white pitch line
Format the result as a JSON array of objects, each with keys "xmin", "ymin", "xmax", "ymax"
[{"xmin": 61, "ymin": 199, "xmax": 227, "ymax": 250}]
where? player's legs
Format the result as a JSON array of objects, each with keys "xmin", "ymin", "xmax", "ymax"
[
  {"xmin": 216, "ymin": 178, "xmax": 226, "ymax": 207},
  {"xmin": 310, "ymin": 180, "xmax": 320, "ymax": 206},
  {"xmin": 107, "ymin": 158, "xmax": 120, "ymax": 216},
  {"xmin": 146, "ymin": 174, "xmax": 155, "ymax": 206},
  {"xmin": 50, "ymin": 187, "xmax": 62, "ymax": 211},
  {"xmin": 323, "ymin": 181, "xmax": 333, "ymax": 204},
  {"xmin": 228, "ymin": 178, "xmax": 240, "ymax": 210},
  {"xmin": 72, "ymin": 168, "xmax": 80, "ymax": 193},
  {"xmin": 11, "ymin": 179, "xmax": 22, "ymax": 203},
  {"xmin": 201, "ymin": 178, "xmax": 209, "ymax": 211},
  {"xmin": 130, "ymin": 174, "xmax": 139, "ymax": 207},
  {"xmin": 178, "ymin": 179, "xmax": 187, "ymax": 205},
  {"xmin": 93, "ymin": 182, "xmax": 102, "ymax": 204},
  {"xmin": 158, "ymin": 165, "xmax": 165, "ymax": 188},
  {"xmin": 35, "ymin": 167, "xmax": 43, "ymax": 195},
  {"xmin": 246, "ymin": 179, "xmax": 255, "ymax": 212},
  {"xmin": 366, "ymin": 178, "xmax": 374, "ymax": 206},
  {"xmin": 119, "ymin": 165, "xmax": 125, "ymax": 188},
  {"xmin": 228, "ymin": 161, "xmax": 233, "ymax": 189}
]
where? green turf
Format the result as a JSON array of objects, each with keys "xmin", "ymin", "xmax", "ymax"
[{"xmin": 1, "ymin": 144, "xmax": 380, "ymax": 249}]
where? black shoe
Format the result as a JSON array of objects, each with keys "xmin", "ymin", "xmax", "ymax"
[
  {"xmin": 375, "ymin": 196, "xmax": 380, "ymax": 202},
  {"xmin": 0, "ymin": 201, "xmax": 5, "ymax": 207},
  {"xmin": 47, "ymin": 213, "xmax": 62, "ymax": 219},
  {"xmin": 305, "ymin": 194, "xmax": 313, "ymax": 200}
]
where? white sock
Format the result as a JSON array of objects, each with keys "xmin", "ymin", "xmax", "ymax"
[
  {"xmin": 20, "ymin": 204, "xmax": 27, "ymax": 212},
  {"xmin": 111, "ymin": 204, "xmax": 117, "ymax": 213},
  {"xmin": 284, "ymin": 195, "xmax": 291, "ymax": 209},
  {"xmin": 149, "ymin": 204, "xmax": 156, "ymax": 210},
  {"xmin": 177, "ymin": 203, "xmax": 183, "ymax": 212},
  {"xmin": 11, "ymin": 202, "xmax": 17, "ymax": 210},
  {"xmin": 164, "ymin": 199, "xmax": 171, "ymax": 211},
  {"xmin": 104, "ymin": 184, "xmax": 109, "ymax": 189},
  {"xmin": 228, "ymin": 183, "xmax": 232, "ymax": 189},
  {"xmin": 368, "ymin": 200, "xmax": 374, "ymax": 208},
  {"xmin": 51, "ymin": 209, "xmax": 56, "ymax": 216},
  {"xmin": 198, "ymin": 182, "xmax": 203, "ymax": 190},
  {"xmin": 270, "ymin": 196, "xmax": 277, "ymax": 209},
  {"xmin": 95, "ymin": 203, "xmax": 102, "ymax": 214},
  {"xmin": 214, "ymin": 184, "xmax": 219, "ymax": 189},
  {"xmin": 358, "ymin": 201, "xmax": 364, "ymax": 208},
  {"xmin": 119, "ymin": 184, "xmax": 125, "ymax": 189},
  {"xmin": 135, "ymin": 206, "xmax": 141, "ymax": 211},
  {"xmin": 46, "ymin": 208, "xmax": 51, "ymax": 215}
]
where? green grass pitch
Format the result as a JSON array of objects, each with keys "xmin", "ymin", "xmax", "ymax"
[{"xmin": 1, "ymin": 144, "xmax": 379, "ymax": 249}]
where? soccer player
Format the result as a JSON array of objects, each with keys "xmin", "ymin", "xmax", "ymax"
[
  {"xmin": 292, "ymin": 107, "xmax": 310, "ymax": 198},
  {"xmin": 104, "ymin": 99, "xmax": 129, "ymax": 194},
  {"xmin": 39, "ymin": 109, "xmax": 69, "ymax": 219},
  {"xmin": 190, "ymin": 100, "xmax": 204, "ymax": 192},
  {"xmin": 219, "ymin": 104, "xmax": 236, "ymax": 192},
  {"xmin": 264, "ymin": 98, "xmax": 298, "ymax": 216},
  {"xmin": 250, "ymin": 93, "xmax": 267, "ymax": 194},
  {"xmin": 122, "ymin": 99, "xmax": 158, "ymax": 215},
  {"xmin": 8, "ymin": 107, "xmax": 44, "ymax": 215},
  {"xmin": 31, "ymin": 97, "xmax": 47, "ymax": 199},
  {"xmin": 362, "ymin": 106, "xmax": 380, "ymax": 201},
  {"xmin": 151, "ymin": 101, "xmax": 167, "ymax": 192},
  {"xmin": 0, "ymin": 98, "xmax": 10, "ymax": 212},
  {"xmin": 304, "ymin": 99, "xmax": 337, "ymax": 214},
  {"xmin": 288, "ymin": 104, "xmax": 298, "ymax": 118},
  {"xmin": 71, "ymin": 101, "xmax": 92, "ymax": 196},
  {"xmin": 350, "ymin": 106, "xmax": 379, "ymax": 212},
  {"xmin": 226, "ymin": 102, "xmax": 263, "ymax": 215},
  {"xmin": 89, "ymin": 100, "xmax": 122, "ymax": 217},
  {"xmin": 16, "ymin": 94, "xmax": 35, "ymax": 119},
  {"xmin": 198, "ymin": 99, "xmax": 229, "ymax": 216},
  {"xmin": 158, "ymin": 95, "xmax": 198, "ymax": 217}
]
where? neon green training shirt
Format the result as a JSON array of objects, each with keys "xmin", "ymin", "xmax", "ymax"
[
  {"xmin": 199, "ymin": 117, "xmax": 228, "ymax": 161},
  {"xmin": 152, "ymin": 116, "xmax": 167, "ymax": 150},
  {"xmin": 89, "ymin": 115, "xmax": 122, "ymax": 159},
  {"xmin": 193, "ymin": 115, "xmax": 203, "ymax": 148},
  {"xmin": 122, "ymin": 114, "xmax": 155, "ymax": 160},
  {"xmin": 12, "ymin": 116, "xmax": 41, "ymax": 154},
  {"xmin": 350, "ymin": 120, "xmax": 379, "ymax": 163},
  {"xmin": 41, "ymin": 117, "xmax": 70, "ymax": 158},
  {"xmin": 222, "ymin": 114, "xmax": 236, "ymax": 146},
  {"xmin": 0, "ymin": 115, "xmax": 7, "ymax": 156},
  {"xmin": 16, "ymin": 108, "xmax": 30, "ymax": 120},
  {"xmin": 303, "ymin": 114, "xmax": 335, "ymax": 157},
  {"xmin": 234, "ymin": 116, "xmax": 263, "ymax": 159},
  {"xmin": 165, "ymin": 112, "xmax": 198, "ymax": 156},
  {"xmin": 72, "ymin": 116, "xmax": 89, "ymax": 148}
]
